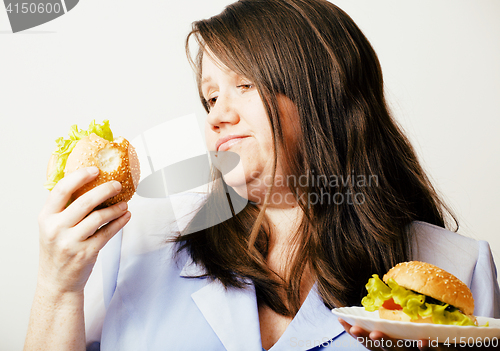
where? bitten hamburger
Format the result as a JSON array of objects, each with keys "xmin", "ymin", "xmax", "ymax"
[
  {"xmin": 361, "ymin": 261, "xmax": 477, "ymax": 326},
  {"xmin": 44, "ymin": 120, "xmax": 140, "ymax": 208}
]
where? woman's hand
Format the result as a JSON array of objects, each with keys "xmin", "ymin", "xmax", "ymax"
[
  {"xmin": 25, "ymin": 166, "xmax": 131, "ymax": 351},
  {"xmin": 37, "ymin": 166, "xmax": 131, "ymax": 294},
  {"xmin": 339, "ymin": 318, "xmax": 423, "ymax": 351},
  {"xmin": 339, "ymin": 318, "xmax": 489, "ymax": 351}
]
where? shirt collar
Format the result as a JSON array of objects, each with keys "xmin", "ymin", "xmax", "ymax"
[{"xmin": 180, "ymin": 258, "xmax": 345, "ymax": 351}]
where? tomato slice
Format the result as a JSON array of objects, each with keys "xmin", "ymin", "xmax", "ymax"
[{"xmin": 382, "ymin": 298, "xmax": 402, "ymax": 310}]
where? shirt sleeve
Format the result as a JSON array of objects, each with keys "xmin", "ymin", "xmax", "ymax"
[
  {"xmin": 469, "ymin": 240, "xmax": 500, "ymax": 318},
  {"xmin": 84, "ymin": 229, "xmax": 123, "ymax": 348},
  {"xmin": 411, "ymin": 221, "xmax": 500, "ymax": 319},
  {"xmin": 82, "ymin": 193, "xmax": 206, "ymax": 350}
]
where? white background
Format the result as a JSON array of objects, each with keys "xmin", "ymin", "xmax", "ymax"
[{"xmin": 1, "ymin": 0, "xmax": 499, "ymax": 349}]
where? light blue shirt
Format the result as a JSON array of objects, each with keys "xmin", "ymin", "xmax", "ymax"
[{"xmin": 84, "ymin": 194, "xmax": 500, "ymax": 350}]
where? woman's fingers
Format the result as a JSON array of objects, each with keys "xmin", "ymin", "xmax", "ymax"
[
  {"xmin": 75, "ymin": 202, "xmax": 129, "ymax": 241},
  {"xmin": 338, "ymin": 318, "xmax": 359, "ymax": 338},
  {"xmin": 338, "ymin": 319, "xmax": 378, "ymax": 351},
  {"xmin": 338, "ymin": 319, "xmax": 424, "ymax": 351},
  {"xmin": 86, "ymin": 210, "xmax": 131, "ymax": 251},
  {"xmin": 338, "ymin": 318, "xmax": 352, "ymax": 335},
  {"xmin": 349, "ymin": 325, "xmax": 381, "ymax": 351},
  {"xmin": 338, "ymin": 318, "xmax": 482, "ymax": 351},
  {"xmin": 42, "ymin": 167, "xmax": 100, "ymax": 215},
  {"xmin": 369, "ymin": 330, "xmax": 423, "ymax": 351},
  {"xmin": 62, "ymin": 180, "xmax": 122, "ymax": 227}
]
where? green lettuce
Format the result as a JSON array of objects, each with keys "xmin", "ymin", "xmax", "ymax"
[
  {"xmin": 44, "ymin": 120, "xmax": 113, "ymax": 190},
  {"xmin": 361, "ymin": 274, "xmax": 476, "ymax": 326}
]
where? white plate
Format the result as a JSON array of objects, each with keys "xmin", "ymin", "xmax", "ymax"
[{"xmin": 332, "ymin": 307, "xmax": 500, "ymax": 343}]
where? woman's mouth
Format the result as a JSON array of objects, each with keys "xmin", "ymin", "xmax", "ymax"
[{"xmin": 216, "ymin": 135, "xmax": 249, "ymax": 152}]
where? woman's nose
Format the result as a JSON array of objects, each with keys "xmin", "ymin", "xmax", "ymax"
[{"xmin": 206, "ymin": 95, "xmax": 240, "ymax": 132}]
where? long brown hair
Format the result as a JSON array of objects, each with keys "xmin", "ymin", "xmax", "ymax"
[{"xmin": 175, "ymin": 0, "xmax": 456, "ymax": 316}]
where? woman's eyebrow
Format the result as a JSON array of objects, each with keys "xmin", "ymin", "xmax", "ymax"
[
  {"xmin": 200, "ymin": 76, "xmax": 213, "ymax": 95},
  {"xmin": 201, "ymin": 76, "xmax": 215, "ymax": 92}
]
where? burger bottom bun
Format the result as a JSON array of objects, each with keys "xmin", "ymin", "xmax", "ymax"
[
  {"xmin": 378, "ymin": 307, "xmax": 477, "ymax": 326},
  {"xmin": 378, "ymin": 307, "xmax": 433, "ymax": 324}
]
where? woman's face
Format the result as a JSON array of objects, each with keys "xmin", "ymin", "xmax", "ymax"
[{"xmin": 201, "ymin": 52, "xmax": 278, "ymax": 204}]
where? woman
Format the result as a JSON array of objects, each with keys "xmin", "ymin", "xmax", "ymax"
[{"xmin": 24, "ymin": 0, "xmax": 499, "ymax": 350}]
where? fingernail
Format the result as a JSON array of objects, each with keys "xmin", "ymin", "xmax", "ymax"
[
  {"xmin": 113, "ymin": 181, "xmax": 122, "ymax": 191},
  {"xmin": 118, "ymin": 202, "xmax": 127, "ymax": 210},
  {"xmin": 124, "ymin": 211, "xmax": 131, "ymax": 220},
  {"xmin": 88, "ymin": 166, "xmax": 99, "ymax": 175}
]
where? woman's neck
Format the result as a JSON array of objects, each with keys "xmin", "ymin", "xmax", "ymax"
[
  {"xmin": 264, "ymin": 203, "xmax": 302, "ymax": 243},
  {"xmin": 259, "ymin": 201, "xmax": 315, "ymax": 319},
  {"xmin": 260, "ymin": 203, "xmax": 304, "ymax": 273}
]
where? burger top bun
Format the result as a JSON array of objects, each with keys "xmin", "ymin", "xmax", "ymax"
[
  {"xmin": 383, "ymin": 261, "xmax": 474, "ymax": 316},
  {"xmin": 47, "ymin": 133, "xmax": 140, "ymax": 208}
]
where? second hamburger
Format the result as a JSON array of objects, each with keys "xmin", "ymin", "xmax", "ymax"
[{"xmin": 361, "ymin": 261, "xmax": 476, "ymax": 326}]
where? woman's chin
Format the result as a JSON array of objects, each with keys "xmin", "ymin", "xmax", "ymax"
[
  {"xmin": 222, "ymin": 175, "xmax": 270, "ymax": 206},
  {"xmin": 221, "ymin": 173, "xmax": 249, "ymax": 197},
  {"xmin": 218, "ymin": 158, "xmax": 249, "ymax": 188}
]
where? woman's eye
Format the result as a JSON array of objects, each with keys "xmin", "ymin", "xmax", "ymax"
[
  {"xmin": 237, "ymin": 84, "xmax": 254, "ymax": 91},
  {"xmin": 206, "ymin": 96, "xmax": 217, "ymax": 108}
]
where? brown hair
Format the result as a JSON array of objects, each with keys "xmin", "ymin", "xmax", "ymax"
[{"xmin": 176, "ymin": 0, "xmax": 456, "ymax": 316}]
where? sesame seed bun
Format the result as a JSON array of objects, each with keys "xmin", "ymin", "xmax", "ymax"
[
  {"xmin": 383, "ymin": 261, "xmax": 474, "ymax": 316},
  {"xmin": 47, "ymin": 133, "xmax": 140, "ymax": 208}
]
